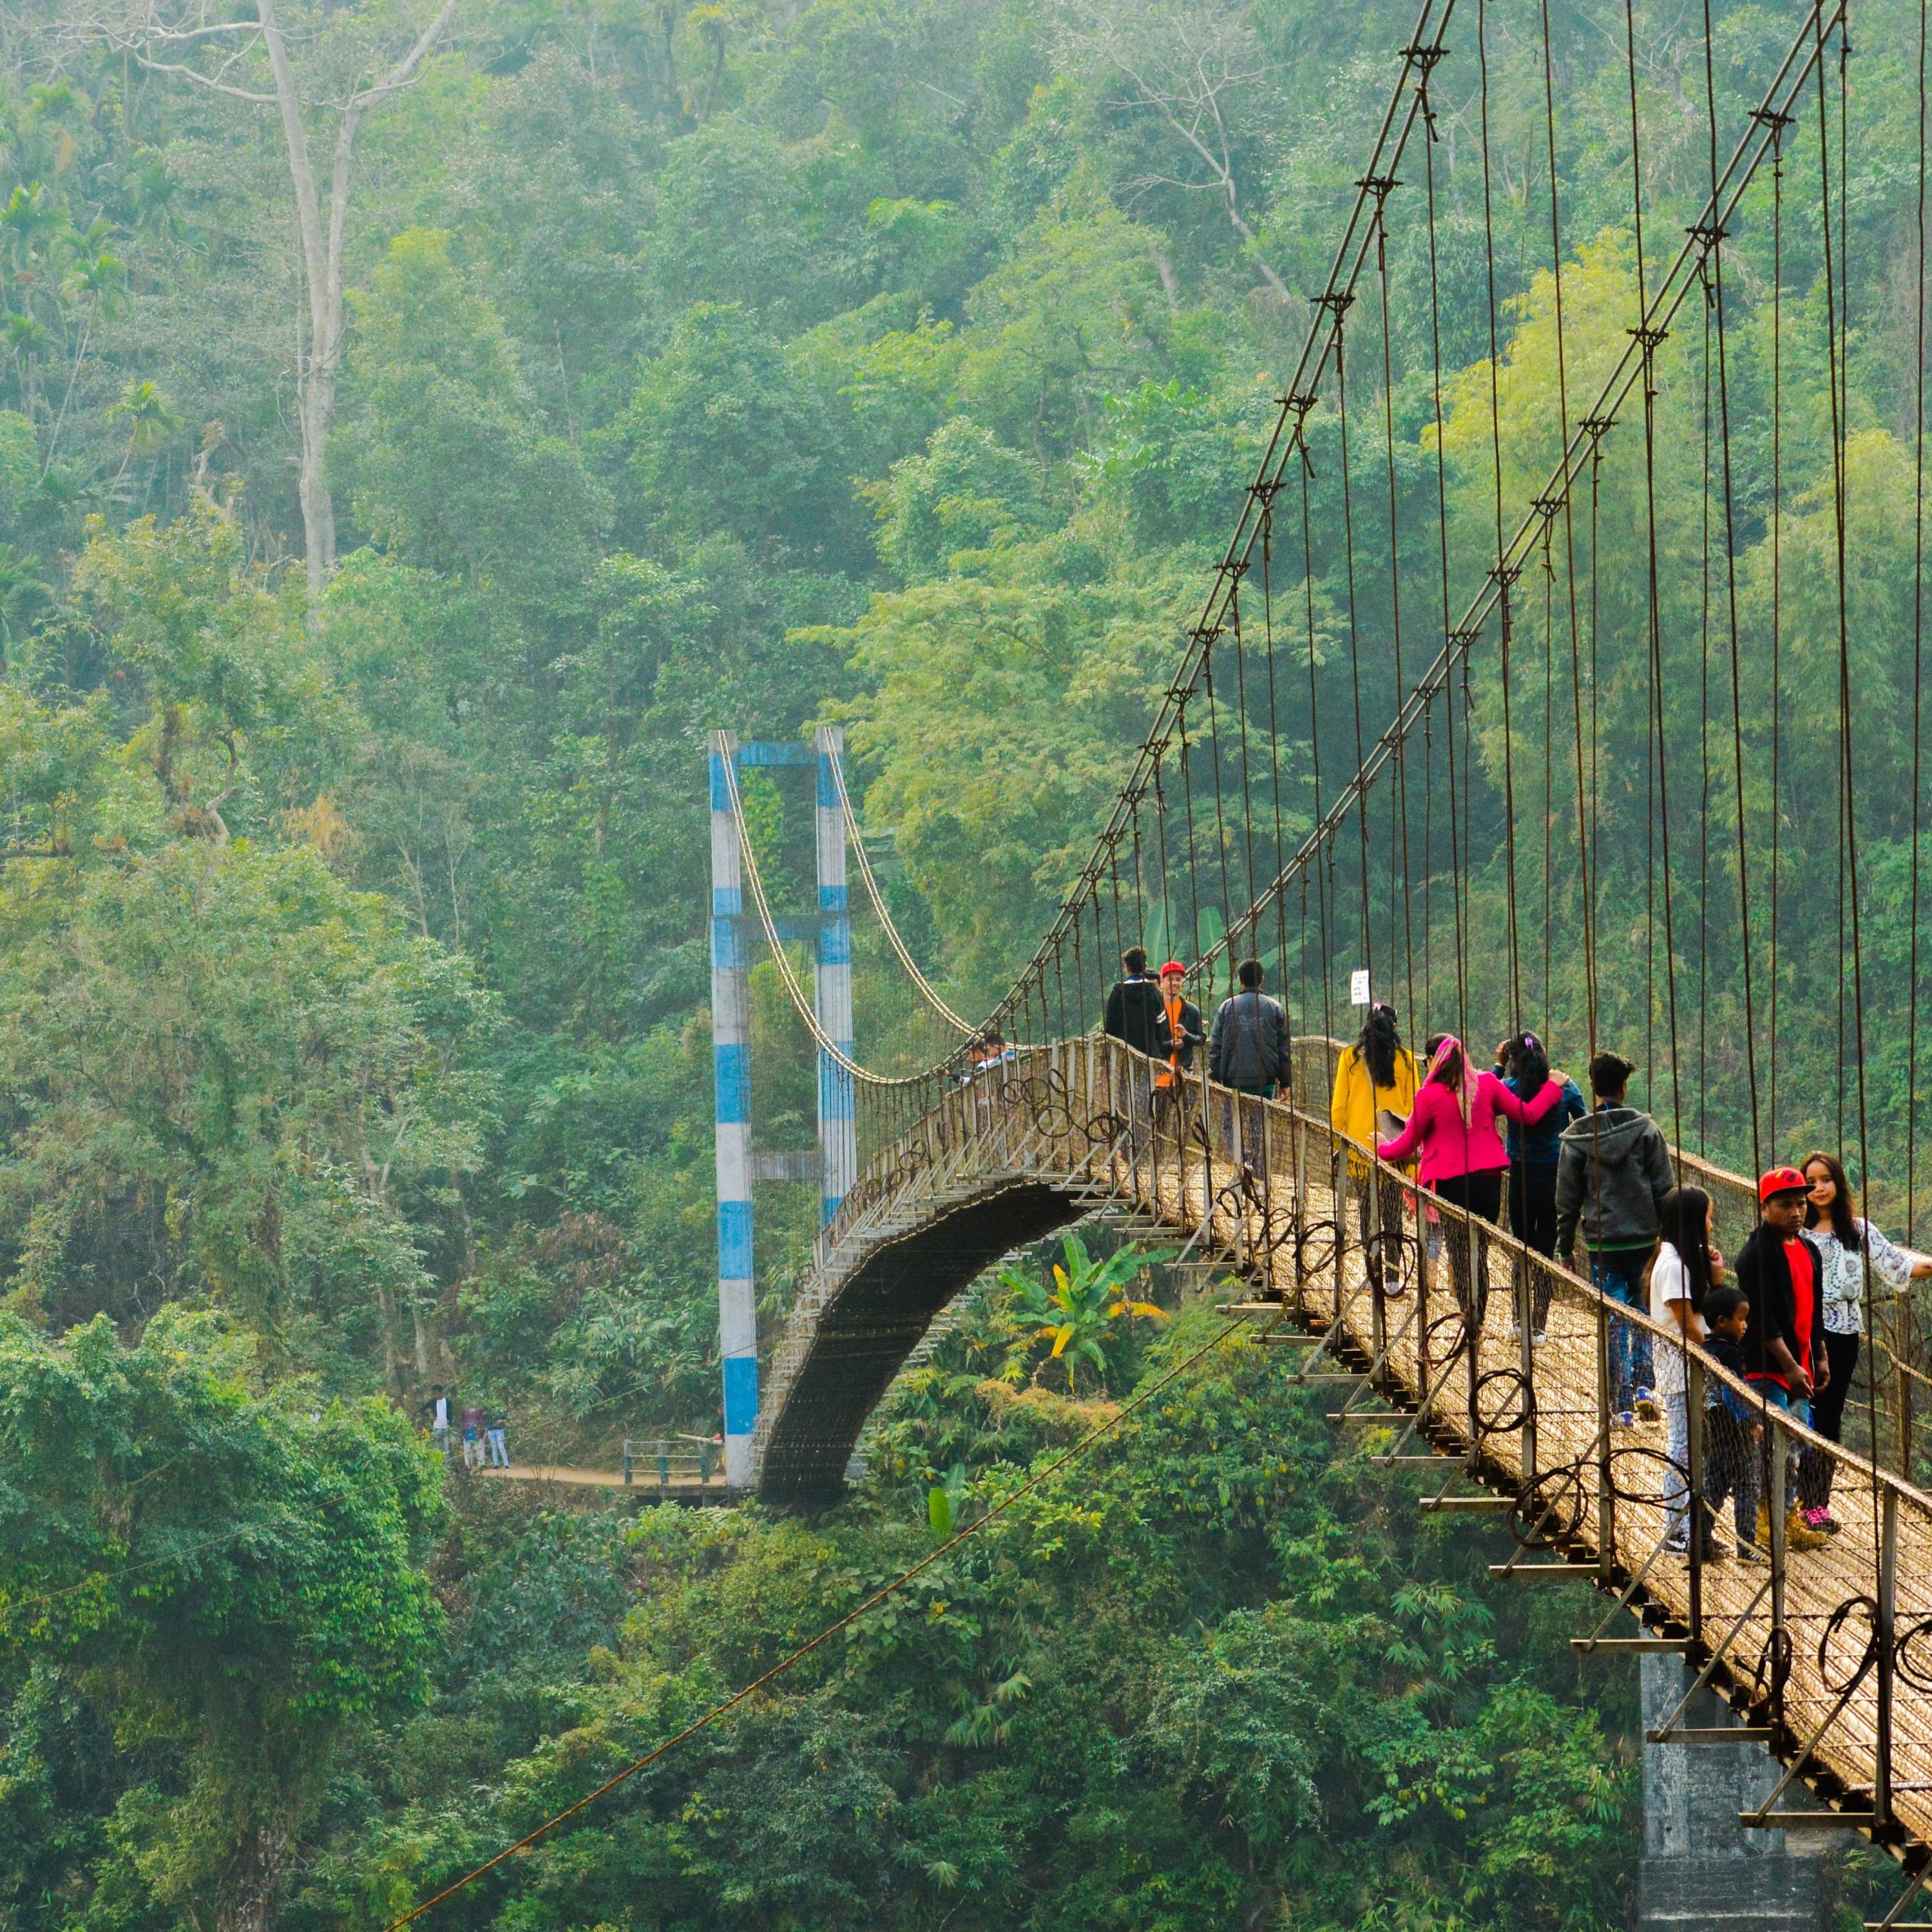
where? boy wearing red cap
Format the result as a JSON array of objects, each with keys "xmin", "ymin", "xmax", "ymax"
[
  {"xmin": 1734, "ymin": 1167, "xmax": 1830, "ymax": 1552},
  {"xmin": 1152, "ymin": 962, "xmax": 1204, "ymax": 1096}
]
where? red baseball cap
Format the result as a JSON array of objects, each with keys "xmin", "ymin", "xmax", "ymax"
[
  {"xmin": 1159, "ymin": 960, "xmax": 1187, "ymax": 977},
  {"xmin": 1758, "ymin": 1164, "xmax": 1807, "ymax": 1204}
]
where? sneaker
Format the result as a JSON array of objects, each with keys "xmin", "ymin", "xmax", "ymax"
[
  {"xmin": 1531, "ymin": 1331, "xmax": 1549, "ymax": 1347},
  {"xmin": 1617, "ymin": 1409, "xmax": 1637, "ymax": 1429},
  {"xmin": 1635, "ymin": 1392, "xmax": 1662, "ymax": 1423},
  {"xmin": 1803, "ymin": 1505, "xmax": 1841, "ymax": 1536},
  {"xmin": 1784, "ymin": 1506, "xmax": 1828, "ymax": 1552},
  {"xmin": 1701, "ymin": 1542, "xmax": 1733, "ymax": 1561},
  {"xmin": 1736, "ymin": 1541, "xmax": 1767, "ymax": 1564},
  {"xmin": 1662, "ymin": 1535, "xmax": 1690, "ymax": 1557}
]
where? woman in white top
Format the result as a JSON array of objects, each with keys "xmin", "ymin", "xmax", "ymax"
[
  {"xmin": 1798, "ymin": 1150, "xmax": 1932, "ymax": 1531},
  {"xmin": 1651, "ymin": 1183, "xmax": 1724, "ymax": 1556}
]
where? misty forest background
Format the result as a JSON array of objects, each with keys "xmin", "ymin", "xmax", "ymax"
[{"xmin": 0, "ymin": 0, "xmax": 1925, "ymax": 1926}]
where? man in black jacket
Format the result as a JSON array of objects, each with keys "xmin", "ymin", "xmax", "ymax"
[
  {"xmin": 1734, "ymin": 1165, "xmax": 1830, "ymax": 1552},
  {"xmin": 1103, "ymin": 947, "xmax": 1165, "ymax": 1060},
  {"xmin": 1209, "ymin": 958, "xmax": 1292, "ymax": 1097}
]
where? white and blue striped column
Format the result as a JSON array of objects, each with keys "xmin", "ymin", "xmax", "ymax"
[
  {"xmin": 815, "ymin": 725, "xmax": 857, "ymax": 1223},
  {"xmin": 709, "ymin": 731, "xmax": 758, "ymax": 1488}
]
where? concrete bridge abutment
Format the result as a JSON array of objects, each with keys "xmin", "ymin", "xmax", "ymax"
[{"xmin": 1637, "ymin": 1653, "xmax": 1829, "ymax": 1931}]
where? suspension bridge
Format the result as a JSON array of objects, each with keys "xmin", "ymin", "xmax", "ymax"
[{"xmin": 697, "ymin": 0, "xmax": 1932, "ymax": 1922}]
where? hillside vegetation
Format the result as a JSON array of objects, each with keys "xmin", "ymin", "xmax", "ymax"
[{"xmin": 0, "ymin": 0, "xmax": 1922, "ymax": 1924}]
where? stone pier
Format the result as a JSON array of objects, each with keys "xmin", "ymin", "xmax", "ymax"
[{"xmin": 1636, "ymin": 1653, "xmax": 1829, "ymax": 1930}]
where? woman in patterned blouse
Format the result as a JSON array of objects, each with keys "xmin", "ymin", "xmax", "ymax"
[{"xmin": 1798, "ymin": 1149, "xmax": 1932, "ymax": 1532}]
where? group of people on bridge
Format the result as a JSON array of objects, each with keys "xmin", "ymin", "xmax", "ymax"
[{"xmin": 1100, "ymin": 948, "xmax": 1932, "ymax": 1566}]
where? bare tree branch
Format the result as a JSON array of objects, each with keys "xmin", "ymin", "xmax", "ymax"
[
  {"xmin": 1056, "ymin": 0, "xmax": 1293, "ymax": 302},
  {"xmin": 80, "ymin": 0, "xmax": 463, "ymax": 595}
]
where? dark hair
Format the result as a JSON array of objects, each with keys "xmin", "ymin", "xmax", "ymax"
[
  {"xmin": 1122, "ymin": 946, "xmax": 1148, "ymax": 976},
  {"xmin": 1237, "ymin": 957, "xmax": 1264, "ymax": 989},
  {"xmin": 1504, "ymin": 1030, "xmax": 1549, "ymax": 1101},
  {"xmin": 1660, "ymin": 1185, "xmax": 1716, "ymax": 1308},
  {"xmin": 1589, "ymin": 1050, "xmax": 1636, "ymax": 1097},
  {"xmin": 1424, "ymin": 1032, "xmax": 1447, "ymax": 1058},
  {"xmin": 1801, "ymin": 1149, "xmax": 1861, "ymax": 1252},
  {"xmin": 1426, "ymin": 1037, "xmax": 1467, "ymax": 1091},
  {"xmin": 1356, "ymin": 1002, "xmax": 1401, "ymax": 1090},
  {"xmin": 1703, "ymin": 1284, "xmax": 1749, "ymax": 1326}
]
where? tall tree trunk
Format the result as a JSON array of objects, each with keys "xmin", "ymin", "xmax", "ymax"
[{"xmin": 216, "ymin": 1818, "xmax": 292, "ymax": 1932}]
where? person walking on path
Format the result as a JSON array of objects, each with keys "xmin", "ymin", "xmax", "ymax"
[
  {"xmin": 485, "ymin": 1410, "xmax": 510, "ymax": 1469},
  {"xmin": 1555, "ymin": 1051, "xmax": 1675, "ymax": 1424},
  {"xmin": 1494, "ymin": 1032, "xmax": 1586, "ymax": 1258},
  {"xmin": 460, "ymin": 1401, "xmax": 485, "ymax": 1470},
  {"xmin": 1652, "ymin": 1184, "xmax": 1724, "ymax": 1555},
  {"xmin": 1209, "ymin": 958, "xmax": 1291, "ymax": 1097},
  {"xmin": 1736, "ymin": 1167, "xmax": 1830, "ymax": 1552},
  {"xmin": 1333, "ymin": 1004, "xmax": 1420, "ymax": 1291},
  {"xmin": 1377, "ymin": 1035, "xmax": 1571, "ymax": 1331},
  {"xmin": 1796, "ymin": 1149, "xmax": 1932, "ymax": 1533},
  {"xmin": 420, "ymin": 1386, "xmax": 453, "ymax": 1461}
]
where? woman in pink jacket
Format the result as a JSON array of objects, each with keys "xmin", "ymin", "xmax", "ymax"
[{"xmin": 1377, "ymin": 1034, "xmax": 1569, "ymax": 1327}]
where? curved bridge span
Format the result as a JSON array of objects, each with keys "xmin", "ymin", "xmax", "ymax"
[{"xmin": 756, "ymin": 1036, "xmax": 1932, "ymax": 1874}]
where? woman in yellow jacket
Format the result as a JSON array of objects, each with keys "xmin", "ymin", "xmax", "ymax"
[{"xmin": 1330, "ymin": 1002, "xmax": 1420, "ymax": 1290}]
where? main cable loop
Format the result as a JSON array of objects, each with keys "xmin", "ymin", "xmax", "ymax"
[{"xmin": 825, "ymin": 749, "xmax": 977, "ymax": 1038}]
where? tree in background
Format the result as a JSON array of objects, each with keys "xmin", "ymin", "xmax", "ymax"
[
  {"xmin": 0, "ymin": 1307, "xmax": 443, "ymax": 1932},
  {"xmin": 94, "ymin": 0, "xmax": 460, "ymax": 592}
]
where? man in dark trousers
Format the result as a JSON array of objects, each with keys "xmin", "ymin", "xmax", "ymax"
[
  {"xmin": 1555, "ymin": 1051, "xmax": 1674, "ymax": 1423},
  {"xmin": 1735, "ymin": 1166, "xmax": 1829, "ymax": 1552},
  {"xmin": 1103, "ymin": 947, "xmax": 1165, "ymax": 1060},
  {"xmin": 1209, "ymin": 958, "xmax": 1292, "ymax": 1098}
]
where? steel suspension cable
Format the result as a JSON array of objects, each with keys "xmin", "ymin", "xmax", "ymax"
[
  {"xmin": 1478, "ymin": 0, "xmax": 1523, "ymax": 1023},
  {"xmin": 1912, "ymin": 0, "xmax": 1928, "ymax": 1245},
  {"xmin": 1626, "ymin": 0, "xmax": 1684, "ymax": 1155},
  {"xmin": 1189, "ymin": 0, "xmax": 1847, "ymax": 997},
  {"xmin": 721, "ymin": 760, "xmax": 928, "ymax": 1086},
  {"xmin": 1374, "ymin": 182, "xmax": 1419, "ymax": 1026},
  {"xmin": 826, "ymin": 752, "xmax": 977, "ymax": 1037}
]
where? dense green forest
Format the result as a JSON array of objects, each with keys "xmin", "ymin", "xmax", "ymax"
[{"xmin": 0, "ymin": 0, "xmax": 1927, "ymax": 1923}]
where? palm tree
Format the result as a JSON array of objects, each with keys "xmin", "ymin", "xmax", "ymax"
[{"xmin": 998, "ymin": 1232, "xmax": 1172, "ymax": 1395}]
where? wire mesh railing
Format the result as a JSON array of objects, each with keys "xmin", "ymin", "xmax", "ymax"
[{"xmin": 757, "ymin": 1033, "xmax": 1932, "ymax": 1867}]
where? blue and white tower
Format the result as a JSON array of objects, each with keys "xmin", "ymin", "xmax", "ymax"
[
  {"xmin": 709, "ymin": 730, "xmax": 758, "ymax": 1490},
  {"xmin": 709, "ymin": 728, "xmax": 861, "ymax": 1487},
  {"xmin": 815, "ymin": 724, "xmax": 856, "ymax": 1223}
]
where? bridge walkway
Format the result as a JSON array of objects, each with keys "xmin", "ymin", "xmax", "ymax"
[{"xmin": 756, "ymin": 1035, "xmax": 1932, "ymax": 1884}]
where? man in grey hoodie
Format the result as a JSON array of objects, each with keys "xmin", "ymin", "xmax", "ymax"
[{"xmin": 1555, "ymin": 1051, "xmax": 1676, "ymax": 1423}]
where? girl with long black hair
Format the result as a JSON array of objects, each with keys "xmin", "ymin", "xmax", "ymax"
[
  {"xmin": 1652, "ymin": 1185, "xmax": 1724, "ymax": 1555},
  {"xmin": 1494, "ymin": 1032, "xmax": 1586, "ymax": 1257},
  {"xmin": 1798, "ymin": 1151, "xmax": 1932, "ymax": 1531}
]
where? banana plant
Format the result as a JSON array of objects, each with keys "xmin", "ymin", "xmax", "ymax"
[{"xmin": 998, "ymin": 1232, "xmax": 1174, "ymax": 1394}]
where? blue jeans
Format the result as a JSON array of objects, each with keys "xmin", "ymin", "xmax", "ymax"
[{"xmin": 1593, "ymin": 1254, "xmax": 1654, "ymax": 1414}]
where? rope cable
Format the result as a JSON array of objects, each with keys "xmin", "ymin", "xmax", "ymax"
[
  {"xmin": 721, "ymin": 759, "xmax": 928, "ymax": 1088},
  {"xmin": 827, "ymin": 752, "xmax": 977, "ymax": 1037}
]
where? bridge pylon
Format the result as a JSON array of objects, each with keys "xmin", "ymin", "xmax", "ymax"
[{"xmin": 707, "ymin": 727, "xmax": 858, "ymax": 1489}]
